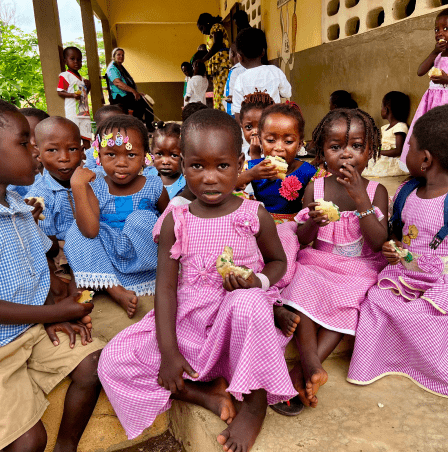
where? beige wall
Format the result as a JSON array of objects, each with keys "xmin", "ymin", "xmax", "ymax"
[{"xmin": 138, "ymin": 82, "xmax": 184, "ymax": 121}]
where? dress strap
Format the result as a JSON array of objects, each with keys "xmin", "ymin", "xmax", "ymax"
[
  {"xmin": 170, "ymin": 205, "xmax": 189, "ymax": 260},
  {"xmin": 366, "ymin": 181, "xmax": 379, "ymax": 204},
  {"xmin": 313, "ymin": 177, "xmax": 325, "ymax": 200}
]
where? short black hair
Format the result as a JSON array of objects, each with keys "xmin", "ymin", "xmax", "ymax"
[
  {"xmin": 197, "ymin": 13, "xmax": 222, "ymax": 27},
  {"xmin": 310, "ymin": 108, "xmax": 381, "ymax": 162},
  {"xmin": 259, "ymin": 102, "xmax": 305, "ymax": 138},
  {"xmin": 0, "ymin": 99, "xmax": 20, "ymax": 128},
  {"xmin": 236, "ymin": 27, "xmax": 265, "ymax": 60},
  {"xmin": 234, "ymin": 10, "xmax": 250, "ymax": 29},
  {"xmin": 240, "ymin": 90, "xmax": 274, "ymax": 122},
  {"xmin": 63, "ymin": 46, "xmax": 82, "ymax": 59},
  {"xmin": 182, "ymin": 102, "xmax": 208, "ymax": 122},
  {"xmin": 382, "ymin": 91, "xmax": 410, "ymax": 123},
  {"xmin": 181, "ymin": 61, "xmax": 191, "ymax": 69},
  {"xmin": 330, "ymin": 90, "xmax": 358, "ymax": 109},
  {"xmin": 193, "ymin": 61, "xmax": 206, "ymax": 76},
  {"xmin": 181, "ymin": 109, "xmax": 242, "ymax": 156},
  {"xmin": 152, "ymin": 122, "xmax": 181, "ymax": 143},
  {"xmin": 93, "ymin": 105, "xmax": 124, "ymax": 124},
  {"xmin": 96, "ymin": 115, "xmax": 149, "ymax": 153},
  {"xmin": 436, "ymin": 7, "xmax": 448, "ymax": 19},
  {"xmin": 35, "ymin": 117, "xmax": 81, "ymax": 146},
  {"xmin": 413, "ymin": 105, "xmax": 448, "ymax": 171},
  {"xmin": 19, "ymin": 108, "xmax": 49, "ymax": 122}
]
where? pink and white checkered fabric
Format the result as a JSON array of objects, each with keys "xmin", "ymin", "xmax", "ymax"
[
  {"xmin": 281, "ymin": 178, "xmax": 387, "ymax": 335},
  {"xmin": 98, "ymin": 199, "xmax": 296, "ymax": 439},
  {"xmin": 348, "ymin": 187, "xmax": 448, "ymax": 397}
]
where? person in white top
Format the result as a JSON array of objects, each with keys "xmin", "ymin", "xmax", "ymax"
[
  {"xmin": 223, "ymin": 43, "xmax": 246, "ymax": 116},
  {"xmin": 184, "ymin": 61, "xmax": 209, "ymax": 106},
  {"xmin": 232, "ymin": 27, "xmax": 291, "ymax": 122}
]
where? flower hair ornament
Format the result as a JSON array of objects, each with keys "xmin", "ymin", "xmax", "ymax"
[
  {"xmin": 92, "ymin": 132, "xmax": 134, "ymax": 166},
  {"xmin": 279, "ymin": 175, "xmax": 303, "ymax": 201}
]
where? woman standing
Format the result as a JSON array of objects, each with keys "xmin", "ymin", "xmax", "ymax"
[
  {"xmin": 197, "ymin": 13, "xmax": 231, "ymax": 111},
  {"xmin": 106, "ymin": 48, "xmax": 153, "ymax": 128}
]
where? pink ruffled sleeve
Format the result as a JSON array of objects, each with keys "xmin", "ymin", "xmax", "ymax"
[
  {"xmin": 294, "ymin": 207, "xmax": 310, "ymax": 224},
  {"xmin": 169, "ymin": 206, "xmax": 189, "ymax": 260}
]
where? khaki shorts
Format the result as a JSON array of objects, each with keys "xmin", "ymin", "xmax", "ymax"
[{"xmin": 0, "ymin": 324, "xmax": 105, "ymax": 449}]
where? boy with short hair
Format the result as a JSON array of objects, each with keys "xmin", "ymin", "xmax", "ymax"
[
  {"xmin": 232, "ymin": 27, "xmax": 292, "ymax": 122},
  {"xmin": 0, "ymin": 100, "xmax": 104, "ymax": 452}
]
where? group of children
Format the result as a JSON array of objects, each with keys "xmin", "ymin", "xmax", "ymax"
[{"xmin": 2, "ymin": 8, "xmax": 448, "ymax": 452}]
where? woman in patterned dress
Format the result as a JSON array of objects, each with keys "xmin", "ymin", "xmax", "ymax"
[{"xmin": 197, "ymin": 13, "xmax": 231, "ymax": 111}]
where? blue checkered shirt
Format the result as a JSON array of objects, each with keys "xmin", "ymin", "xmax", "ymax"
[
  {"xmin": 27, "ymin": 169, "xmax": 76, "ymax": 240},
  {"xmin": 0, "ymin": 191, "xmax": 52, "ymax": 346}
]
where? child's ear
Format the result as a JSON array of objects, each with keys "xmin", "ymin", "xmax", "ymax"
[
  {"xmin": 422, "ymin": 150, "xmax": 433, "ymax": 170},
  {"xmin": 180, "ymin": 154, "xmax": 185, "ymax": 173},
  {"xmin": 237, "ymin": 152, "xmax": 245, "ymax": 173}
]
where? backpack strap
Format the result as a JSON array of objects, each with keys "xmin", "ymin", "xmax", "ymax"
[
  {"xmin": 430, "ymin": 195, "xmax": 448, "ymax": 250},
  {"xmin": 389, "ymin": 178, "xmax": 421, "ymax": 241}
]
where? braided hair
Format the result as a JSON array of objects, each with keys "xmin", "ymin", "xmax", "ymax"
[
  {"xmin": 239, "ymin": 89, "xmax": 274, "ymax": 122},
  {"xmin": 310, "ymin": 108, "xmax": 381, "ymax": 164}
]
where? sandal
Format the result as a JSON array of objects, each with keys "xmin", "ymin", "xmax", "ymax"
[{"xmin": 270, "ymin": 396, "xmax": 305, "ymax": 416}]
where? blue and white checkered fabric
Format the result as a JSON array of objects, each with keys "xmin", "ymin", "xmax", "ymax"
[
  {"xmin": 0, "ymin": 191, "xmax": 52, "ymax": 346},
  {"xmin": 27, "ymin": 169, "xmax": 75, "ymax": 240},
  {"xmin": 7, "ymin": 173, "xmax": 43, "ymax": 199}
]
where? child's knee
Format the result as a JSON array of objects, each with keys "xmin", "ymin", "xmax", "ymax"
[
  {"xmin": 70, "ymin": 349, "xmax": 102, "ymax": 387},
  {"xmin": 6, "ymin": 421, "xmax": 47, "ymax": 452}
]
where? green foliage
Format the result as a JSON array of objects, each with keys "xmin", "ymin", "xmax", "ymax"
[{"xmin": 0, "ymin": 23, "xmax": 47, "ymax": 109}]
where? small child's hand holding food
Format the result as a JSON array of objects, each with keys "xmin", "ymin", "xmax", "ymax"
[
  {"xmin": 25, "ymin": 196, "xmax": 45, "ymax": 223},
  {"xmin": 249, "ymin": 159, "xmax": 279, "ymax": 180},
  {"xmin": 382, "ymin": 240, "xmax": 402, "ymax": 265},
  {"xmin": 434, "ymin": 38, "xmax": 447, "ymax": 55}
]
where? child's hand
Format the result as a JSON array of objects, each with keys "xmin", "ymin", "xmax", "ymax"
[
  {"xmin": 308, "ymin": 202, "xmax": 330, "ymax": 227},
  {"xmin": 382, "ymin": 240, "xmax": 401, "ymax": 265},
  {"xmin": 73, "ymin": 92, "xmax": 82, "ymax": 100},
  {"xmin": 57, "ymin": 291, "xmax": 94, "ymax": 321},
  {"xmin": 71, "ymin": 165, "xmax": 96, "ymax": 188},
  {"xmin": 84, "ymin": 79, "xmax": 91, "ymax": 91},
  {"xmin": 158, "ymin": 351, "xmax": 199, "ymax": 393},
  {"xmin": 434, "ymin": 39, "xmax": 447, "ymax": 55},
  {"xmin": 250, "ymin": 160, "xmax": 278, "ymax": 180},
  {"xmin": 45, "ymin": 321, "xmax": 93, "ymax": 347},
  {"xmin": 249, "ymin": 135, "xmax": 262, "ymax": 160},
  {"xmin": 24, "ymin": 197, "xmax": 44, "ymax": 223},
  {"xmin": 223, "ymin": 271, "xmax": 261, "ymax": 292},
  {"xmin": 337, "ymin": 163, "xmax": 367, "ymax": 202},
  {"xmin": 430, "ymin": 69, "xmax": 448, "ymax": 85}
]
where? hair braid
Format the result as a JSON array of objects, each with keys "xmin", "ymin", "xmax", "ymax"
[{"xmin": 239, "ymin": 89, "xmax": 274, "ymax": 122}]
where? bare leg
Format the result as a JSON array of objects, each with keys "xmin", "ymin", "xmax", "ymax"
[
  {"xmin": 217, "ymin": 389, "xmax": 267, "ymax": 452},
  {"xmin": 53, "ymin": 350, "xmax": 102, "ymax": 452},
  {"xmin": 171, "ymin": 377, "xmax": 237, "ymax": 425},
  {"xmin": 273, "ymin": 305, "xmax": 300, "ymax": 337},
  {"xmin": 317, "ymin": 327, "xmax": 344, "ymax": 362},
  {"xmin": 105, "ymin": 285, "xmax": 138, "ymax": 318},
  {"xmin": 3, "ymin": 421, "xmax": 47, "ymax": 452}
]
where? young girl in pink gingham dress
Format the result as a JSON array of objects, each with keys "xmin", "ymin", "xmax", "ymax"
[{"xmin": 98, "ymin": 109, "xmax": 296, "ymax": 452}]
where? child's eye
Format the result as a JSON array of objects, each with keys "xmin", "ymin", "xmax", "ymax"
[
  {"xmin": 244, "ymin": 125, "xmax": 252, "ymax": 130},
  {"xmin": 69, "ymin": 147, "xmax": 79, "ymax": 152},
  {"xmin": 46, "ymin": 148, "xmax": 56, "ymax": 153},
  {"xmin": 154, "ymin": 152, "xmax": 162, "ymax": 157},
  {"xmin": 353, "ymin": 143, "xmax": 365, "ymax": 150},
  {"xmin": 20, "ymin": 141, "xmax": 29, "ymax": 147},
  {"xmin": 444, "ymin": 27, "xmax": 448, "ymax": 31},
  {"xmin": 330, "ymin": 145, "xmax": 340, "ymax": 150},
  {"xmin": 265, "ymin": 138, "xmax": 275, "ymax": 143},
  {"xmin": 285, "ymin": 140, "xmax": 294, "ymax": 145},
  {"xmin": 128, "ymin": 153, "xmax": 136, "ymax": 158},
  {"xmin": 171, "ymin": 154, "xmax": 180, "ymax": 158},
  {"xmin": 218, "ymin": 163, "xmax": 230, "ymax": 169},
  {"xmin": 192, "ymin": 163, "xmax": 202, "ymax": 169},
  {"xmin": 106, "ymin": 153, "xmax": 115, "ymax": 157}
]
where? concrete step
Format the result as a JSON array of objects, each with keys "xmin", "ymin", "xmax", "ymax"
[{"xmin": 169, "ymin": 356, "xmax": 448, "ymax": 452}]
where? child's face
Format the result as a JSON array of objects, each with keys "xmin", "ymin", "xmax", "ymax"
[
  {"xmin": 380, "ymin": 101, "xmax": 388, "ymax": 120},
  {"xmin": 0, "ymin": 112, "xmax": 37, "ymax": 187},
  {"xmin": 260, "ymin": 113, "xmax": 303, "ymax": 166},
  {"xmin": 323, "ymin": 118, "xmax": 370, "ymax": 176},
  {"xmin": 241, "ymin": 108, "xmax": 263, "ymax": 145},
  {"xmin": 406, "ymin": 135, "xmax": 425, "ymax": 177},
  {"xmin": 64, "ymin": 49, "xmax": 82, "ymax": 72},
  {"xmin": 153, "ymin": 135, "xmax": 181, "ymax": 178},
  {"xmin": 99, "ymin": 128, "xmax": 145, "ymax": 185},
  {"xmin": 435, "ymin": 16, "xmax": 448, "ymax": 42},
  {"xmin": 37, "ymin": 122, "xmax": 83, "ymax": 185},
  {"xmin": 25, "ymin": 116, "xmax": 43, "ymax": 173},
  {"xmin": 182, "ymin": 128, "xmax": 244, "ymax": 206}
]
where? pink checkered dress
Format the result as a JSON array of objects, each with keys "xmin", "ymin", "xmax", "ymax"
[
  {"xmin": 98, "ymin": 199, "xmax": 296, "ymax": 439},
  {"xmin": 281, "ymin": 178, "xmax": 387, "ymax": 335},
  {"xmin": 348, "ymin": 187, "xmax": 448, "ymax": 397}
]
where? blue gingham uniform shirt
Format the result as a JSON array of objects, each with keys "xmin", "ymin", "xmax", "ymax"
[
  {"xmin": 0, "ymin": 191, "xmax": 52, "ymax": 346},
  {"xmin": 27, "ymin": 169, "xmax": 76, "ymax": 240}
]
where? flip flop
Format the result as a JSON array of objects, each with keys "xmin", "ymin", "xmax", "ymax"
[{"xmin": 270, "ymin": 396, "xmax": 304, "ymax": 416}]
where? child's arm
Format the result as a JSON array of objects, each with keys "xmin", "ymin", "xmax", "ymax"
[
  {"xmin": 156, "ymin": 187, "xmax": 170, "ymax": 214},
  {"xmin": 70, "ymin": 166, "xmax": 100, "ymax": 238},
  {"xmin": 155, "ymin": 213, "xmax": 198, "ymax": 393},
  {"xmin": 278, "ymin": 70, "xmax": 292, "ymax": 99},
  {"xmin": 236, "ymin": 160, "xmax": 278, "ymax": 189},
  {"xmin": 381, "ymin": 132, "xmax": 406, "ymax": 157},
  {"xmin": 417, "ymin": 40, "xmax": 447, "ymax": 75}
]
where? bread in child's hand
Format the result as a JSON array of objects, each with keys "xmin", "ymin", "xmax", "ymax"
[
  {"xmin": 26, "ymin": 196, "xmax": 45, "ymax": 220},
  {"xmin": 388, "ymin": 240, "xmax": 414, "ymax": 262},
  {"xmin": 315, "ymin": 199, "xmax": 340, "ymax": 222},
  {"xmin": 216, "ymin": 246, "xmax": 253, "ymax": 280},
  {"xmin": 77, "ymin": 290, "xmax": 94, "ymax": 304},
  {"xmin": 428, "ymin": 67, "xmax": 442, "ymax": 77},
  {"xmin": 265, "ymin": 155, "xmax": 288, "ymax": 180}
]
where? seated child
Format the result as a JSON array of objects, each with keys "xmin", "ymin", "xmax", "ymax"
[
  {"xmin": 57, "ymin": 46, "xmax": 92, "ymax": 149},
  {"xmin": 152, "ymin": 121, "xmax": 185, "ymax": 199},
  {"xmin": 0, "ymin": 100, "xmax": 104, "ymax": 452},
  {"xmin": 232, "ymin": 27, "xmax": 291, "ymax": 122},
  {"xmin": 8, "ymin": 107, "xmax": 49, "ymax": 198},
  {"xmin": 64, "ymin": 115, "xmax": 169, "ymax": 318},
  {"xmin": 224, "ymin": 43, "xmax": 246, "ymax": 117},
  {"xmin": 363, "ymin": 91, "xmax": 410, "ymax": 177},
  {"xmin": 98, "ymin": 109, "xmax": 296, "ymax": 451},
  {"xmin": 348, "ymin": 105, "xmax": 448, "ymax": 397},
  {"xmin": 184, "ymin": 61, "xmax": 208, "ymax": 106},
  {"xmin": 273, "ymin": 108, "xmax": 389, "ymax": 414}
]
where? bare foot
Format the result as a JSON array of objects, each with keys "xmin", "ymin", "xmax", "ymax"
[
  {"xmin": 273, "ymin": 305, "xmax": 300, "ymax": 337},
  {"xmin": 289, "ymin": 362, "xmax": 317, "ymax": 408},
  {"xmin": 217, "ymin": 389, "xmax": 267, "ymax": 452},
  {"xmin": 106, "ymin": 285, "xmax": 138, "ymax": 318},
  {"xmin": 305, "ymin": 367, "xmax": 328, "ymax": 403}
]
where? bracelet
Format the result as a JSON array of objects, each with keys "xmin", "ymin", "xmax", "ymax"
[
  {"xmin": 354, "ymin": 207, "xmax": 375, "ymax": 219},
  {"xmin": 255, "ymin": 273, "xmax": 270, "ymax": 291}
]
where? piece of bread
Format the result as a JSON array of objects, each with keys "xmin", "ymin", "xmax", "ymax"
[
  {"xmin": 265, "ymin": 155, "xmax": 288, "ymax": 180},
  {"xmin": 26, "ymin": 196, "xmax": 45, "ymax": 220},
  {"xmin": 77, "ymin": 290, "xmax": 94, "ymax": 304},
  {"xmin": 216, "ymin": 246, "xmax": 253, "ymax": 280},
  {"xmin": 439, "ymin": 38, "xmax": 446, "ymax": 43},
  {"xmin": 315, "ymin": 199, "xmax": 340, "ymax": 222},
  {"xmin": 428, "ymin": 67, "xmax": 442, "ymax": 77},
  {"xmin": 388, "ymin": 240, "xmax": 413, "ymax": 262}
]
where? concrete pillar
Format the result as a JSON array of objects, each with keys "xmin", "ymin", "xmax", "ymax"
[
  {"xmin": 32, "ymin": 0, "xmax": 65, "ymax": 116},
  {"xmin": 101, "ymin": 18, "xmax": 113, "ymax": 66},
  {"xmin": 79, "ymin": 0, "xmax": 103, "ymax": 114}
]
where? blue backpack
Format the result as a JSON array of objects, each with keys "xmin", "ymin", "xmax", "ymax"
[{"xmin": 389, "ymin": 178, "xmax": 448, "ymax": 250}]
